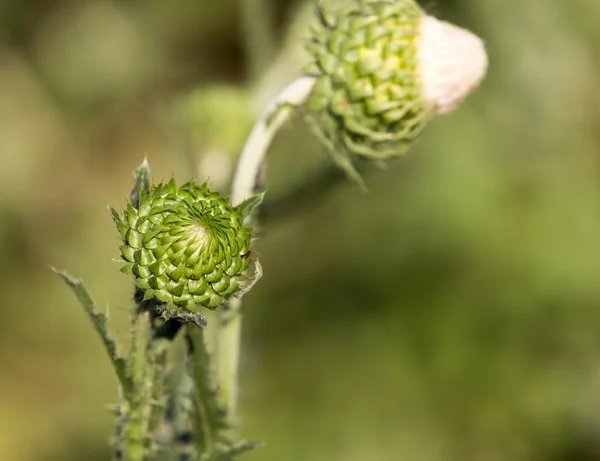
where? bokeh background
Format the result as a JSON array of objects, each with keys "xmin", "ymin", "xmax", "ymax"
[{"xmin": 2, "ymin": 0, "xmax": 600, "ymax": 460}]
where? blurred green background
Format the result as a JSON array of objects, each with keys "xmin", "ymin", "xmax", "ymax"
[{"xmin": 2, "ymin": 0, "xmax": 600, "ymax": 460}]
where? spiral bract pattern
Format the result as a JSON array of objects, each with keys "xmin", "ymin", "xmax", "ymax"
[
  {"xmin": 112, "ymin": 179, "xmax": 253, "ymax": 317},
  {"xmin": 304, "ymin": 0, "xmax": 429, "ymax": 160}
]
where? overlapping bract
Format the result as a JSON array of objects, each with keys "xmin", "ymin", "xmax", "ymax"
[
  {"xmin": 304, "ymin": 0, "xmax": 430, "ymax": 165},
  {"xmin": 111, "ymin": 179, "xmax": 253, "ymax": 317}
]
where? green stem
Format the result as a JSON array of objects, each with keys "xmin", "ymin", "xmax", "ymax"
[
  {"xmin": 121, "ymin": 302, "xmax": 181, "ymax": 459},
  {"xmin": 122, "ymin": 312, "xmax": 153, "ymax": 461},
  {"xmin": 216, "ymin": 76, "xmax": 316, "ymax": 426},
  {"xmin": 187, "ymin": 325, "xmax": 227, "ymax": 454},
  {"xmin": 146, "ymin": 338, "xmax": 170, "ymax": 451},
  {"xmin": 230, "ymin": 76, "xmax": 316, "ymax": 205},
  {"xmin": 214, "ymin": 298, "xmax": 243, "ymax": 420}
]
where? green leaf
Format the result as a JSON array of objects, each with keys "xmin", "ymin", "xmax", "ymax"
[
  {"xmin": 130, "ymin": 158, "xmax": 151, "ymax": 209},
  {"xmin": 52, "ymin": 267, "xmax": 132, "ymax": 395},
  {"xmin": 108, "ymin": 206, "xmax": 129, "ymax": 237},
  {"xmin": 108, "ymin": 206, "xmax": 121, "ymax": 224},
  {"xmin": 235, "ymin": 192, "xmax": 265, "ymax": 218}
]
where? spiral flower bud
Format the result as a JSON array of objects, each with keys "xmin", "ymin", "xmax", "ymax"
[
  {"xmin": 111, "ymin": 179, "xmax": 255, "ymax": 324},
  {"xmin": 303, "ymin": 0, "xmax": 487, "ymax": 170}
]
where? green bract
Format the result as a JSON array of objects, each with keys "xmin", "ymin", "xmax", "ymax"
[
  {"xmin": 304, "ymin": 0, "xmax": 430, "ymax": 176},
  {"xmin": 110, "ymin": 179, "xmax": 254, "ymax": 324}
]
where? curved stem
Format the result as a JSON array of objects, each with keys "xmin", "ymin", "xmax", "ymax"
[
  {"xmin": 231, "ymin": 76, "xmax": 316, "ymax": 205},
  {"xmin": 216, "ymin": 76, "xmax": 316, "ymax": 424}
]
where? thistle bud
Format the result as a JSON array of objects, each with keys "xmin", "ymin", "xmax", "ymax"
[
  {"xmin": 303, "ymin": 0, "xmax": 487, "ymax": 176},
  {"xmin": 110, "ymin": 179, "xmax": 257, "ymax": 325}
]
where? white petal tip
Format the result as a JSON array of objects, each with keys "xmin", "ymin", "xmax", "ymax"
[{"xmin": 418, "ymin": 15, "xmax": 488, "ymax": 115}]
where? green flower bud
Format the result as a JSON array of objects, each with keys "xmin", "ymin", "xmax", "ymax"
[
  {"xmin": 303, "ymin": 0, "xmax": 487, "ymax": 178},
  {"xmin": 110, "ymin": 178, "xmax": 259, "ymax": 325}
]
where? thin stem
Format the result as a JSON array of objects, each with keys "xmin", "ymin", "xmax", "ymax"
[
  {"xmin": 134, "ymin": 291, "xmax": 183, "ymax": 453},
  {"xmin": 122, "ymin": 312, "xmax": 153, "ymax": 461},
  {"xmin": 145, "ymin": 338, "xmax": 170, "ymax": 452},
  {"xmin": 217, "ymin": 76, "xmax": 316, "ymax": 423},
  {"xmin": 186, "ymin": 325, "xmax": 227, "ymax": 454},
  {"xmin": 231, "ymin": 76, "xmax": 316, "ymax": 205},
  {"xmin": 214, "ymin": 298, "xmax": 243, "ymax": 419}
]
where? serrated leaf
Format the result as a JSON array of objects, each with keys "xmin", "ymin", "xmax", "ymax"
[
  {"xmin": 130, "ymin": 159, "xmax": 151, "ymax": 209},
  {"xmin": 235, "ymin": 192, "xmax": 265, "ymax": 218},
  {"xmin": 108, "ymin": 206, "xmax": 129, "ymax": 238},
  {"xmin": 52, "ymin": 267, "xmax": 132, "ymax": 395}
]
